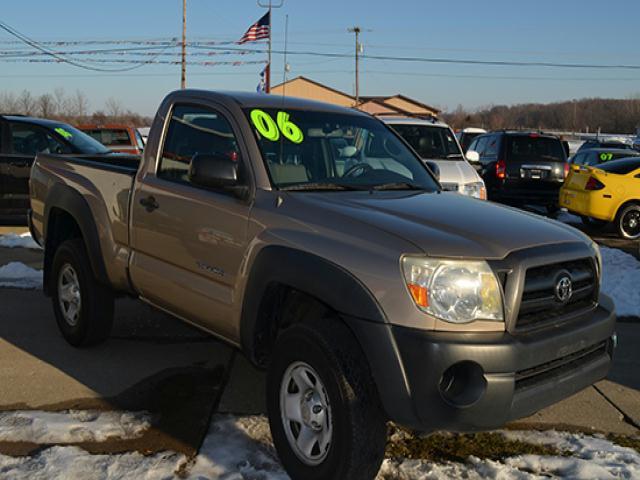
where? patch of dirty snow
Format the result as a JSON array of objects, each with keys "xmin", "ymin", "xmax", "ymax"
[
  {"xmin": 0, "ymin": 233, "xmax": 41, "ymax": 249},
  {"xmin": 0, "ymin": 410, "xmax": 151, "ymax": 444},
  {"xmin": 0, "ymin": 262, "xmax": 42, "ymax": 289}
]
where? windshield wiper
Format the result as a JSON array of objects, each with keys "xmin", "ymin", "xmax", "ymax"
[
  {"xmin": 280, "ymin": 182, "xmax": 366, "ymax": 191},
  {"xmin": 370, "ymin": 182, "xmax": 426, "ymax": 191},
  {"xmin": 445, "ymin": 153, "xmax": 464, "ymax": 159}
]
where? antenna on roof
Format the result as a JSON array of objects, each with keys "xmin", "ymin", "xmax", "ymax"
[{"xmin": 282, "ymin": 14, "xmax": 290, "ymax": 100}]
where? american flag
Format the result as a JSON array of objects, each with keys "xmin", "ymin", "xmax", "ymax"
[{"xmin": 237, "ymin": 12, "xmax": 270, "ymax": 44}]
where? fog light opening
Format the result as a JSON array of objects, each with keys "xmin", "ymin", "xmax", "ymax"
[{"xmin": 439, "ymin": 361, "xmax": 487, "ymax": 408}]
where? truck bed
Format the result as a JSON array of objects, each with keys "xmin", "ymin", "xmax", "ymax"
[{"xmin": 30, "ymin": 152, "xmax": 139, "ymax": 292}]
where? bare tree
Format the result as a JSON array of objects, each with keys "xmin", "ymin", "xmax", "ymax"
[
  {"xmin": 17, "ymin": 90, "xmax": 36, "ymax": 116},
  {"xmin": 68, "ymin": 90, "xmax": 90, "ymax": 118},
  {"xmin": 0, "ymin": 92, "xmax": 18, "ymax": 114},
  {"xmin": 36, "ymin": 93, "xmax": 58, "ymax": 118},
  {"xmin": 105, "ymin": 97, "xmax": 123, "ymax": 118}
]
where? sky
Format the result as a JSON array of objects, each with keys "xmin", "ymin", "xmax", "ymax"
[{"xmin": 1, "ymin": 0, "xmax": 639, "ymax": 116}]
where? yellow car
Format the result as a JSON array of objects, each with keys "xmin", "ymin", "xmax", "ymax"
[{"xmin": 560, "ymin": 156, "xmax": 640, "ymax": 239}]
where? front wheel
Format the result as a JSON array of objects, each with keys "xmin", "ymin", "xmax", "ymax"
[
  {"xmin": 580, "ymin": 216, "xmax": 609, "ymax": 229},
  {"xmin": 616, "ymin": 203, "xmax": 640, "ymax": 240},
  {"xmin": 267, "ymin": 318, "xmax": 387, "ymax": 480}
]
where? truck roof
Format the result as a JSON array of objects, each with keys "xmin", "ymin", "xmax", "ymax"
[
  {"xmin": 380, "ymin": 116, "xmax": 450, "ymax": 128},
  {"xmin": 168, "ymin": 89, "xmax": 370, "ymax": 117}
]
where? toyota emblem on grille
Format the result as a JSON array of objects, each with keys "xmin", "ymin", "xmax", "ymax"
[{"xmin": 555, "ymin": 275, "xmax": 573, "ymax": 303}]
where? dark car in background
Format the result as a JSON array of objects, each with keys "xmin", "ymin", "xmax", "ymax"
[
  {"xmin": 570, "ymin": 148, "xmax": 640, "ymax": 167},
  {"xmin": 577, "ymin": 139, "xmax": 634, "ymax": 153},
  {"xmin": 0, "ymin": 114, "xmax": 113, "ymax": 224},
  {"xmin": 466, "ymin": 131, "xmax": 568, "ymax": 212}
]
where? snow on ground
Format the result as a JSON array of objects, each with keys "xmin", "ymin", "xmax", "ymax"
[
  {"xmin": 0, "ymin": 414, "xmax": 638, "ymax": 479},
  {"xmin": 0, "ymin": 410, "xmax": 151, "ymax": 444},
  {"xmin": 380, "ymin": 429, "xmax": 640, "ymax": 479},
  {"xmin": 600, "ymin": 246, "xmax": 640, "ymax": 317},
  {"xmin": 0, "ymin": 233, "xmax": 40, "ymax": 250},
  {"xmin": 0, "ymin": 262, "xmax": 42, "ymax": 289}
]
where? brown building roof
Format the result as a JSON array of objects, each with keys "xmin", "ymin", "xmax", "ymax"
[{"xmin": 270, "ymin": 76, "xmax": 440, "ymax": 117}]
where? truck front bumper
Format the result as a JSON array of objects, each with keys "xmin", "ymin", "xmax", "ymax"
[{"xmin": 346, "ymin": 296, "xmax": 616, "ymax": 432}]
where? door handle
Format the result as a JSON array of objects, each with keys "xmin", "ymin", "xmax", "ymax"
[{"xmin": 139, "ymin": 195, "xmax": 159, "ymax": 212}]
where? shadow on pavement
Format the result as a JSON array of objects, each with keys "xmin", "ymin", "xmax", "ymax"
[{"xmin": 0, "ymin": 287, "xmax": 235, "ymax": 457}]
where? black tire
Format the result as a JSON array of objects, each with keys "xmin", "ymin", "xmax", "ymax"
[
  {"xmin": 580, "ymin": 215, "xmax": 608, "ymax": 229},
  {"xmin": 546, "ymin": 204, "xmax": 560, "ymax": 216},
  {"xmin": 267, "ymin": 318, "xmax": 387, "ymax": 480},
  {"xmin": 616, "ymin": 203, "xmax": 640, "ymax": 240},
  {"xmin": 51, "ymin": 238, "xmax": 114, "ymax": 347}
]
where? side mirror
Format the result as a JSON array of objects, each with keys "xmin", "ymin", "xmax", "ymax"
[
  {"xmin": 424, "ymin": 160, "xmax": 440, "ymax": 181},
  {"xmin": 189, "ymin": 153, "xmax": 239, "ymax": 190},
  {"xmin": 466, "ymin": 150, "xmax": 480, "ymax": 163}
]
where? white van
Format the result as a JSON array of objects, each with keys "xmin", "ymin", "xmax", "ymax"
[{"xmin": 383, "ymin": 117, "xmax": 486, "ymax": 199}]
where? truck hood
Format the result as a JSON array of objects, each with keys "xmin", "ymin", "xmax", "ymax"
[
  {"xmin": 290, "ymin": 191, "xmax": 589, "ymax": 259},
  {"xmin": 425, "ymin": 159, "xmax": 480, "ymax": 185}
]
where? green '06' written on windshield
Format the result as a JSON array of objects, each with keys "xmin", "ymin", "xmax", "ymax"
[{"xmin": 250, "ymin": 109, "xmax": 304, "ymax": 144}]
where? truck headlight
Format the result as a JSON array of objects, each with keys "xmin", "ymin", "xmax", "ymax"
[
  {"xmin": 402, "ymin": 257, "xmax": 503, "ymax": 323},
  {"xmin": 459, "ymin": 181, "xmax": 487, "ymax": 200}
]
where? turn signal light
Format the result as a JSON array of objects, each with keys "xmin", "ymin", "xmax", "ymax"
[
  {"xmin": 408, "ymin": 283, "xmax": 428, "ymax": 308},
  {"xmin": 495, "ymin": 159, "xmax": 506, "ymax": 179},
  {"xmin": 585, "ymin": 177, "xmax": 605, "ymax": 191}
]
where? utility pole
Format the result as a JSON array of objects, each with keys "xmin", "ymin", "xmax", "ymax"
[
  {"xmin": 181, "ymin": 0, "xmax": 187, "ymax": 89},
  {"xmin": 348, "ymin": 26, "xmax": 361, "ymax": 105}
]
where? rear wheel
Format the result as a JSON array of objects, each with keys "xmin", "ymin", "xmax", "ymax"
[
  {"xmin": 51, "ymin": 238, "xmax": 114, "ymax": 347},
  {"xmin": 546, "ymin": 204, "xmax": 560, "ymax": 216},
  {"xmin": 267, "ymin": 318, "xmax": 387, "ymax": 480},
  {"xmin": 616, "ymin": 203, "xmax": 640, "ymax": 240}
]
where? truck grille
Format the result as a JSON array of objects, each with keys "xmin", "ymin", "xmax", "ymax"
[
  {"xmin": 440, "ymin": 182, "xmax": 459, "ymax": 192},
  {"xmin": 515, "ymin": 341, "xmax": 608, "ymax": 391},
  {"xmin": 516, "ymin": 258, "xmax": 597, "ymax": 330}
]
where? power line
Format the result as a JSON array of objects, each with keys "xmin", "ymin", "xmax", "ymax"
[
  {"xmin": 361, "ymin": 70, "xmax": 640, "ymax": 82},
  {"xmin": 188, "ymin": 44, "xmax": 640, "ymax": 70},
  {"xmin": 0, "ymin": 20, "xmax": 174, "ymax": 72}
]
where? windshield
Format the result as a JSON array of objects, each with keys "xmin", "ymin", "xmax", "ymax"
[
  {"xmin": 506, "ymin": 136, "xmax": 565, "ymax": 162},
  {"xmin": 83, "ymin": 128, "xmax": 132, "ymax": 147},
  {"xmin": 390, "ymin": 124, "xmax": 462, "ymax": 160},
  {"xmin": 245, "ymin": 108, "xmax": 439, "ymax": 191},
  {"xmin": 51, "ymin": 123, "xmax": 111, "ymax": 154},
  {"xmin": 459, "ymin": 132, "xmax": 482, "ymax": 152}
]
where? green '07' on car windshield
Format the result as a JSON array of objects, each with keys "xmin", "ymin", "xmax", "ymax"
[{"xmin": 54, "ymin": 127, "xmax": 73, "ymax": 140}]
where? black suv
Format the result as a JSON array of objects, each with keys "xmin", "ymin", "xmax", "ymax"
[
  {"xmin": 467, "ymin": 131, "xmax": 568, "ymax": 211},
  {"xmin": 0, "ymin": 115, "xmax": 113, "ymax": 223}
]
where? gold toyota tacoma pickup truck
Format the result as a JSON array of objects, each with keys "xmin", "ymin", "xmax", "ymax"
[{"xmin": 29, "ymin": 90, "xmax": 616, "ymax": 480}]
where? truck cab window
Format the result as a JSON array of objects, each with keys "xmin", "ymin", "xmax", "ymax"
[{"xmin": 158, "ymin": 105, "xmax": 241, "ymax": 185}]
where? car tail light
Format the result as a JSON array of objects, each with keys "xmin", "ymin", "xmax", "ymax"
[
  {"xmin": 585, "ymin": 177, "xmax": 605, "ymax": 190},
  {"xmin": 563, "ymin": 162, "xmax": 570, "ymax": 178},
  {"xmin": 495, "ymin": 159, "xmax": 506, "ymax": 179}
]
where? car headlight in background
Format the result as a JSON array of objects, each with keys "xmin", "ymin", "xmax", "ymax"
[
  {"xmin": 402, "ymin": 257, "xmax": 503, "ymax": 323},
  {"xmin": 458, "ymin": 181, "xmax": 487, "ymax": 200}
]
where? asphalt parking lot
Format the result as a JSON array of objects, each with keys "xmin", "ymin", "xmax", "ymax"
[{"xmin": 0, "ymin": 231, "xmax": 638, "ymax": 459}]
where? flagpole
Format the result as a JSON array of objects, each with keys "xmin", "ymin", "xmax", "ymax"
[
  {"xmin": 267, "ymin": 1, "xmax": 271, "ymax": 93},
  {"xmin": 257, "ymin": 0, "xmax": 283, "ymax": 94}
]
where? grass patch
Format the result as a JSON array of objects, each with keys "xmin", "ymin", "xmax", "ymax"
[
  {"xmin": 607, "ymin": 434, "xmax": 640, "ymax": 453},
  {"xmin": 385, "ymin": 426, "xmax": 567, "ymax": 463}
]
